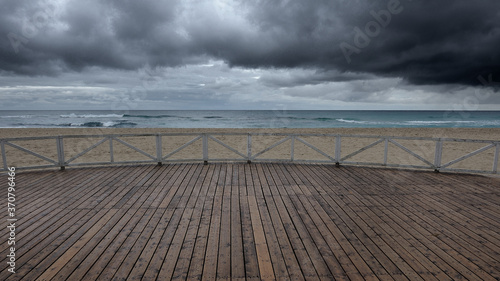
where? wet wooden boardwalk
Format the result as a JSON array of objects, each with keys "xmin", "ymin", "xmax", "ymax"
[{"xmin": 1, "ymin": 163, "xmax": 499, "ymax": 280}]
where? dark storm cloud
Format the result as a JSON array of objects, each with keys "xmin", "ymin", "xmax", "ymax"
[
  {"xmin": 1, "ymin": 0, "xmax": 499, "ymax": 87},
  {"xmin": 259, "ymin": 69, "xmax": 377, "ymax": 88},
  {"xmin": 235, "ymin": 0, "xmax": 500, "ymax": 87}
]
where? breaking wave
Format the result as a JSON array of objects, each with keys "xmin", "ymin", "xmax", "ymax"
[{"xmin": 60, "ymin": 113, "xmax": 124, "ymax": 118}]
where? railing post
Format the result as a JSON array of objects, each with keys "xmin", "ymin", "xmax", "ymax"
[
  {"xmin": 290, "ymin": 135, "xmax": 295, "ymax": 162},
  {"xmin": 203, "ymin": 133, "xmax": 208, "ymax": 165},
  {"xmin": 56, "ymin": 136, "xmax": 65, "ymax": 170},
  {"xmin": 383, "ymin": 138, "xmax": 388, "ymax": 166},
  {"xmin": 1, "ymin": 141, "xmax": 7, "ymax": 171},
  {"xmin": 109, "ymin": 137, "xmax": 114, "ymax": 163},
  {"xmin": 493, "ymin": 143, "xmax": 499, "ymax": 174},
  {"xmin": 156, "ymin": 134, "xmax": 163, "ymax": 166},
  {"xmin": 434, "ymin": 139, "xmax": 443, "ymax": 172},
  {"xmin": 247, "ymin": 134, "xmax": 252, "ymax": 164},
  {"xmin": 335, "ymin": 135, "xmax": 341, "ymax": 166}
]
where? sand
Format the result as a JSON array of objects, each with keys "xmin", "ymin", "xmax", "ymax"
[{"xmin": 1, "ymin": 127, "xmax": 499, "ymax": 172}]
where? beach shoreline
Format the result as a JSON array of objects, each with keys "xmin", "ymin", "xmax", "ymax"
[{"xmin": 1, "ymin": 127, "xmax": 500, "ymax": 139}]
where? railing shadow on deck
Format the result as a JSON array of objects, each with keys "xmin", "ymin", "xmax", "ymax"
[{"xmin": 1, "ymin": 133, "xmax": 499, "ymax": 174}]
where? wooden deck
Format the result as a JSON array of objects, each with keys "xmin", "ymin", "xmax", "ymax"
[{"xmin": 1, "ymin": 163, "xmax": 500, "ymax": 280}]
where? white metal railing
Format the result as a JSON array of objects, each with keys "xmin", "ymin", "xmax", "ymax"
[{"xmin": 0, "ymin": 133, "xmax": 499, "ymax": 174}]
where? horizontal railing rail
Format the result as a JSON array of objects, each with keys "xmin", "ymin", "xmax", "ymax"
[{"xmin": 1, "ymin": 133, "xmax": 499, "ymax": 174}]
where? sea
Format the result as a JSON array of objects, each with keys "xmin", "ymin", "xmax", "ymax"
[{"xmin": 0, "ymin": 110, "xmax": 499, "ymax": 128}]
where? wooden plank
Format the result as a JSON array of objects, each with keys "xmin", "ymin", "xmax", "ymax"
[
  {"xmin": 121, "ymin": 167, "xmax": 175, "ymax": 210},
  {"xmin": 237, "ymin": 165, "xmax": 261, "ymax": 280},
  {"xmin": 273, "ymin": 164, "xmax": 370, "ymax": 280},
  {"xmin": 0, "ymin": 209, "xmax": 93, "ymax": 280},
  {"xmin": 316, "ymin": 165, "xmax": 443, "ymax": 281},
  {"xmin": 261, "ymin": 164, "xmax": 320, "ymax": 280},
  {"xmin": 201, "ymin": 164, "xmax": 225, "ymax": 280},
  {"xmin": 92, "ymin": 204, "xmax": 165, "ymax": 280},
  {"xmin": 130, "ymin": 164, "xmax": 201, "ymax": 280},
  {"xmin": 285, "ymin": 164, "xmax": 391, "ymax": 281},
  {"xmin": 4, "ymin": 166, "xmax": 85, "ymax": 201},
  {"xmin": 230, "ymin": 165, "xmax": 246, "ymax": 280},
  {"xmin": 2, "ymin": 167, "xmax": 105, "ymax": 224},
  {"xmin": 186, "ymin": 164, "xmax": 220, "ymax": 279},
  {"xmin": 71, "ymin": 166, "xmax": 181, "ymax": 280},
  {"xmin": 320, "ymin": 165, "xmax": 497, "ymax": 280},
  {"xmin": 264, "ymin": 165, "xmax": 323, "ymax": 280},
  {"xmin": 36, "ymin": 208, "xmax": 125, "ymax": 280},
  {"xmin": 171, "ymin": 165, "xmax": 212, "ymax": 280},
  {"xmin": 381, "ymin": 200, "xmax": 495, "ymax": 280},
  {"xmin": 117, "ymin": 211, "xmax": 187, "ymax": 281},
  {"xmin": 1, "ymin": 163, "xmax": 499, "ymax": 281},
  {"xmin": 248, "ymin": 194, "xmax": 275, "ymax": 280},
  {"xmin": 356, "ymin": 168, "xmax": 500, "ymax": 280},
  {"xmin": 0, "ymin": 167, "xmax": 109, "ymax": 257},
  {"xmin": 216, "ymin": 165, "xmax": 232, "ymax": 279},
  {"xmin": 20, "ymin": 208, "xmax": 119, "ymax": 280},
  {"xmin": 298, "ymin": 164, "xmax": 416, "ymax": 280},
  {"xmin": 108, "ymin": 166, "xmax": 163, "ymax": 209},
  {"xmin": 147, "ymin": 164, "xmax": 181, "ymax": 208},
  {"xmin": 80, "ymin": 208, "xmax": 156, "ymax": 280},
  {"xmin": 373, "ymin": 169, "xmax": 498, "ymax": 279},
  {"xmin": 416, "ymin": 188, "xmax": 500, "ymax": 245},
  {"xmin": 388, "ymin": 169, "xmax": 500, "ymax": 231},
  {"xmin": 252, "ymin": 164, "xmax": 290, "ymax": 279},
  {"xmin": 271, "ymin": 164, "xmax": 366, "ymax": 280},
  {"xmin": 302, "ymin": 165, "xmax": 421, "ymax": 281},
  {"xmin": 157, "ymin": 164, "xmax": 206, "ymax": 280},
  {"xmin": 380, "ymin": 170, "xmax": 500, "ymax": 258},
  {"xmin": 326, "ymin": 166, "xmax": 449, "ymax": 279},
  {"xmin": 258, "ymin": 164, "xmax": 335, "ymax": 280},
  {"xmin": 75, "ymin": 166, "xmax": 145, "ymax": 209},
  {"xmin": 0, "ymin": 167, "xmax": 140, "ymax": 277},
  {"xmin": 55, "ymin": 208, "xmax": 148, "ymax": 280},
  {"xmin": 98, "ymin": 164, "xmax": 190, "ymax": 280}
]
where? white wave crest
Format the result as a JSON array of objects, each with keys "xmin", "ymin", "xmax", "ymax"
[
  {"xmin": 0, "ymin": 115, "xmax": 36, "ymax": 118},
  {"xmin": 336, "ymin": 118, "xmax": 367, "ymax": 124},
  {"xmin": 60, "ymin": 113, "xmax": 124, "ymax": 118},
  {"xmin": 405, "ymin": 120, "xmax": 475, "ymax": 124}
]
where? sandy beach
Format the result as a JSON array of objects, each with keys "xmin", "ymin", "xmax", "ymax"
[{"xmin": 1, "ymin": 127, "xmax": 499, "ymax": 172}]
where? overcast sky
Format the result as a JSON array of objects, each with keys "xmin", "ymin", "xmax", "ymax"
[{"xmin": 0, "ymin": 0, "xmax": 499, "ymax": 110}]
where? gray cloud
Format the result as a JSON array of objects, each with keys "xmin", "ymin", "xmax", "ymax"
[
  {"xmin": 236, "ymin": 0, "xmax": 500, "ymax": 87},
  {"xmin": 2, "ymin": 0, "xmax": 499, "ymax": 87},
  {"xmin": 1, "ymin": 0, "xmax": 499, "ymax": 112},
  {"xmin": 1, "ymin": 61, "xmax": 498, "ymax": 111}
]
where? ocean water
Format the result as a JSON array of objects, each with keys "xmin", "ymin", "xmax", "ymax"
[{"xmin": 0, "ymin": 110, "xmax": 499, "ymax": 128}]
